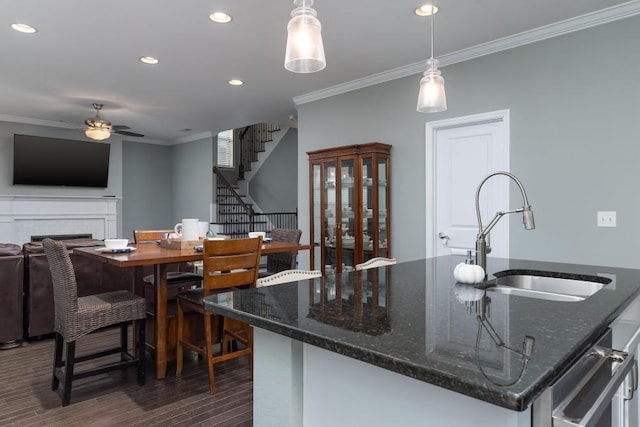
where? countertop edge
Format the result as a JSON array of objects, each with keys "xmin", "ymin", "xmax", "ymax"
[{"xmin": 205, "ymin": 298, "xmax": 529, "ymax": 410}]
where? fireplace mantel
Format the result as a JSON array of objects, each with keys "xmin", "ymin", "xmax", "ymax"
[{"xmin": 0, "ymin": 195, "xmax": 120, "ymax": 245}]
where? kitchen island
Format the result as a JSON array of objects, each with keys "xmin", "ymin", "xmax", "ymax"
[{"xmin": 204, "ymin": 256, "xmax": 640, "ymax": 426}]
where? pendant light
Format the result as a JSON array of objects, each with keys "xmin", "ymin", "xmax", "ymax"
[
  {"xmin": 284, "ymin": 0, "xmax": 326, "ymax": 73},
  {"xmin": 416, "ymin": 3, "xmax": 447, "ymax": 113}
]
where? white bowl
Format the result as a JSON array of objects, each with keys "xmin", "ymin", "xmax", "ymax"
[
  {"xmin": 104, "ymin": 239, "xmax": 129, "ymax": 249},
  {"xmin": 248, "ymin": 231, "xmax": 266, "ymax": 239}
]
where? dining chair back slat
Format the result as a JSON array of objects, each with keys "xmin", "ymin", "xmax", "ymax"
[
  {"xmin": 203, "ymin": 237, "xmax": 262, "ymax": 294},
  {"xmin": 133, "ymin": 229, "xmax": 172, "ymax": 243}
]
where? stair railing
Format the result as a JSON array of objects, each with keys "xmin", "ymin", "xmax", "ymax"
[
  {"xmin": 213, "ymin": 166, "xmax": 255, "ymax": 231},
  {"xmin": 253, "ymin": 211, "xmax": 299, "ymax": 233}
]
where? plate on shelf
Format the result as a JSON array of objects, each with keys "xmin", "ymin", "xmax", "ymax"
[
  {"xmin": 342, "ymin": 177, "xmax": 354, "ymax": 187},
  {"xmin": 96, "ymin": 247, "xmax": 136, "ymax": 253}
]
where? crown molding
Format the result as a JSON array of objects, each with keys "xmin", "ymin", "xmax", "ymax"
[
  {"xmin": 293, "ymin": 0, "xmax": 640, "ymax": 106},
  {"xmin": 0, "ymin": 113, "xmax": 178, "ymax": 145},
  {"xmin": 0, "ymin": 114, "xmax": 77, "ymax": 129}
]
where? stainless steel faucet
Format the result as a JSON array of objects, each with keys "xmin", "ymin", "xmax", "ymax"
[{"xmin": 475, "ymin": 171, "xmax": 535, "ymax": 271}]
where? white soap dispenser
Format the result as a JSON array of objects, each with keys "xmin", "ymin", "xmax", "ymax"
[{"xmin": 453, "ymin": 250, "xmax": 486, "ymax": 284}]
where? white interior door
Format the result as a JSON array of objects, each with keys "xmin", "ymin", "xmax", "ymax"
[{"xmin": 425, "ymin": 110, "xmax": 510, "ymax": 258}]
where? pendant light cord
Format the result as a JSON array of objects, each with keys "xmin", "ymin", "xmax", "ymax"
[{"xmin": 430, "ymin": 3, "xmax": 435, "ymax": 61}]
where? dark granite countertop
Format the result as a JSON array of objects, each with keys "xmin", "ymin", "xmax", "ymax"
[{"xmin": 203, "ymin": 256, "xmax": 640, "ymax": 411}]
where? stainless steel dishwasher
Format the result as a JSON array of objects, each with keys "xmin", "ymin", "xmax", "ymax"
[{"xmin": 532, "ymin": 329, "xmax": 636, "ymax": 427}]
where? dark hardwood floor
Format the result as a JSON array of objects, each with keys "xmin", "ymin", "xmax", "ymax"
[{"xmin": 0, "ymin": 328, "xmax": 253, "ymax": 426}]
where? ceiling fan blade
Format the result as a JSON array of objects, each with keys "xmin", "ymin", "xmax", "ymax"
[
  {"xmin": 111, "ymin": 125, "xmax": 131, "ymax": 130},
  {"xmin": 113, "ymin": 129, "xmax": 144, "ymax": 138}
]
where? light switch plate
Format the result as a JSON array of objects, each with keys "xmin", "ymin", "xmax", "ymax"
[{"xmin": 597, "ymin": 211, "xmax": 616, "ymax": 228}]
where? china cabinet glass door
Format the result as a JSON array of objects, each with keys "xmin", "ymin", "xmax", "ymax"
[
  {"xmin": 377, "ymin": 156, "xmax": 390, "ymax": 258},
  {"xmin": 312, "ymin": 163, "xmax": 322, "ymax": 270},
  {"xmin": 323, "ymin": 161, "xmax": 337, "ymax": 271},
  {"xmin": 338, "ymin": 158, "xmax": 356, "ymax": 271}
]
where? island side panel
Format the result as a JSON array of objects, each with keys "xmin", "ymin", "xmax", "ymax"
[
  {"xmin": 303, "ymin": 343, "xmax": 531, "ymax": 427},
  {"xmin": 254, "ymin": 329, "xmax": 304, "ymax": 427}
]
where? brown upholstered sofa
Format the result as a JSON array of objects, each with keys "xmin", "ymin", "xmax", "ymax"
[
  {"xmin": 23, "ymin": 239, "xmax": 133, "ymax": 338},
  {"xmin": 0, "ymin": 244, "xmax": 24, "ymax": 347}
]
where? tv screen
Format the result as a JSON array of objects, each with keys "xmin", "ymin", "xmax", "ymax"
[{"xmin": 13, "ymin": 134, "xmax": 111, "ymax": 188}]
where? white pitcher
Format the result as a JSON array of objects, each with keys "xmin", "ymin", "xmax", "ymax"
[
  {"xmin": 174, "ymin": 218, "xmax": 199, "ymax": 241},
  {"xmin": 197, "ymin": 221, "xmax": 210, "ymax": 239}
]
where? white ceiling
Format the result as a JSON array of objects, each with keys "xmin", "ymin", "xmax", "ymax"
[{"xmin": 1, "ymin": 0, "xmax": 637, "ymax": 144}]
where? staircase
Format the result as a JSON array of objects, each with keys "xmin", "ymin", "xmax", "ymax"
[
  {"xmin": 237, "ymin": 123, "xmax": 281, "ymax": 181},
  {"xmin": 212, "ymin": 123, "xmax": 280, "ymax": 238}
]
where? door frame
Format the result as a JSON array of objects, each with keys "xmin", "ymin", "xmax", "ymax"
[{"xmin": 425, "ymin": 109, "xmax": 510, "ymax": 259}]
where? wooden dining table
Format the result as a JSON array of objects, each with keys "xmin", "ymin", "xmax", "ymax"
[{"xmin": 74, "ymin": 239, "xmax": 311, "ymax": 379}]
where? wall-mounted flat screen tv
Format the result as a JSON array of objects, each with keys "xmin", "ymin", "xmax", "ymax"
[{"xmin": 13, "ymin": 134, "xmax": 111, "ymax": 188}]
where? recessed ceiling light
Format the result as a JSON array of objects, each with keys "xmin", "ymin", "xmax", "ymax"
[
  {"xmin": 228, "ymin": 79, "xmax": 244, "ymax": 86},
  {"xmin": 140, "ymin": 56, "xmax": 159, "ymax": 65},
  {"xmin": 11, "ymin": 23, "xmax": 37, "ymax": 34},
  {"xmin": 415, "ymin": 4, "xmax": 439, "ymax": 16},
  {"xmin": 209, "ymin": 12, "xmax": 232, "ymax": 23}
]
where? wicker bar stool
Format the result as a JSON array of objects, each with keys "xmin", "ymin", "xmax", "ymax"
[
  {"xmin": 259, "ymin": 228, "xmax": 302, "ymax": 278},
  {"xmin": 43, "ymin": 238, "xmax": 146, "ymax": 406}
]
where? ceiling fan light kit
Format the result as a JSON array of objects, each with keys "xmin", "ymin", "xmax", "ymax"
[
  {"xmin": 84, "ymin": 103, "xmax": 112, "ymax": 141},
  {"xmin": 81, "ymin": 103, "xmax": 145, "ymax": 140},
  {"xmin": 85, "ymin": 127, "xmax": 111, "ymax": 141}
]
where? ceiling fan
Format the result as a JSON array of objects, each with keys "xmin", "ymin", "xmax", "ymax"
[{"xmin": 84, "ymin": 103, "xmax": 144, "ymax": 141}]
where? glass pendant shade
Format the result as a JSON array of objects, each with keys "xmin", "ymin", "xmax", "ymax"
[
  {"xmin": 416, "ymin": 3, "xmax": 447, "ymax": 113},
  {"xmin": 284, "ymin": 0, "xmax": 326, "ymax": 73},
  {"xmin": 85, "ymin": 127, "xmax": 111, "ymax": 141},
  {"xmin": 417, "ymin": 59, "xmax": 447, "ymax": 113}
]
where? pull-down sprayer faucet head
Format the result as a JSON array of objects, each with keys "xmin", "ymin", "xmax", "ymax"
[
  {"xmin": 475, "ymin": 171, "xmax": 535, "ymax": 272},
  {"xmin": 523, "ymin": 206, "xmax": 535, "ymax": 230}
]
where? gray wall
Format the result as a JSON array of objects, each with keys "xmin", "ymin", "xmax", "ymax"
[
  {"xmin": 297, "ymin": 15, "xmax": 640, "ymax": 269},
  {"xmin": 170, "ymin": 136, "xmax": 214, "ymax": 224},
  {"xmin": 250, "ymin": 127, "xmax": 298, "ymax": 212},
  {"xmin": 0, "ymin": 121, "xmax": 123, "ymax": 198},
  {"xmin": 122, "ymin": 141, "xmax": 173, "ymax": 237}
]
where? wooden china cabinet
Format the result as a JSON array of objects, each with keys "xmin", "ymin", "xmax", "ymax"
[{"xmin": 308, "ymin": 143, "xmax": 391, "ymax": 273}]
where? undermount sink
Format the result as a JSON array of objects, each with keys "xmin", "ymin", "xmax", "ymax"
[{"xmin": 481, "ymin": 270, "xmax": 611, "ymax": 302}]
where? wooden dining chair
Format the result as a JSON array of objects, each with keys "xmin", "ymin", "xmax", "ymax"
[
  {"xmin": 43, "ymin": 238, "xmax": 146, "ymax": 406},
  {"xmin": 355, "ymin": 257, "xmax": 397, "ymax": 271},
  {"xmin": 176, "ymin": 236, "xmax": 263, "ymax": 394},
  {"xmin": 133, "ymin": 229, "xmax": 204, "ymax": 361},
  {"xmin": 133, "ymin": 229, "xmax": 203, "ymax": 299}
]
